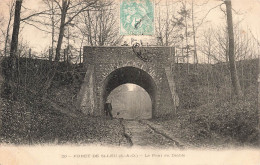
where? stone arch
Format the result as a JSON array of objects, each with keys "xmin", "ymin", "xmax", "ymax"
[
  {"xmin": 77, "ymin": 46, "xmax": 179, "ymax": 118},
  {"xmin": 101, "ymin": 66, "xmax": 157, "ymax": 117}
]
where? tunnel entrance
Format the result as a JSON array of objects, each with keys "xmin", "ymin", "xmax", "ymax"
[
  {"xmin": 107, "ymin": 83, "xmax": 152, "ymax": 119},
  {"xmin": 102, "ymin": 66, "xmax": 157, "ymax": 118}
]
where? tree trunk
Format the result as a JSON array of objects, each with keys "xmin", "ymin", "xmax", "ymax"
[
  {"xmin": 42, "ymin": 0, "xmax": 68, "ymax": 96},
  {"xmin": 6, "ymin": 0, "xmax": 22, "ymax": 99},
  {"xmin": 87, "ymin": 10, "xmax": 93, "ymax": 46},
  {"xmin": 191, "ymin": 0, "xmax": 198, "ymax": 67},
  {"xmin": 225, "ymin": 0, "xmax": 243, "ymax": 97},
  {"xmin": 54, "ymin": 0, "xmax": 68, "ymax": 62},
  {"xmin": 51, "ymin": 0, "xmax": 55, "ymax": 60},
  {"xmin": 184, "ymin": 0, "xmax": 189, "ymax": 74},
  {"xmin": 10, "ymin": 0, "xmax": 22, "ymax": 59},
  {"xmin": 4, "ymin": 2, "xmax": 14, "ymax": 57}
]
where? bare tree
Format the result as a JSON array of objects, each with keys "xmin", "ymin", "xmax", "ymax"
[
  {"xmin": 155, "ymin": 0, "xmax": 184, "ymax": 46},
  {"xmin": 191, "ymin": 0, "xmax": 197, "ymax": 64},
  {"xmin": 42, "ymin": 0, "xmax": 57, "ymax": 60},
  {"xmin": 10, "ymin": 0, "xmax": 22, "ymax": 59},
  {"xmin": 224, "ymin": 0, "xmax": 242, "ymax": 97},
  {"xmin": 20, "ymin": 0, "xmax": 99, "ymax": 61},
  {"xmin": 199, "ymin": 20, "xmax": 257, "ymax": 64},
  {"xmin": 199, "ymin": 27, "xmax": 217, "ymax": 63},
  {"xmin": 3, "ymin": 0, "xmax": 23, "ymax": 99},
  {"xmin": 191, "ymin": 0, "xmax": 200, "ymax": 65},
  {"xmin": 38, "ymin": 0, "xmax": 99, "ymax": 94},
  {"xmin": 52, "ymin": 0, "xmax": 99, "ymax": 62},
  {"xmin": 77, "ymin": 1, "xmax": 122, "ymax": 46},
  {"xmin": 2, "ymin": 0, "xmax": 15, "ymax": 57},
  {"xmin": 182, "ymin": 0, "xmax": 190, "ymax": 72}
]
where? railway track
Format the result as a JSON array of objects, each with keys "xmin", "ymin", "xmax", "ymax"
[{"xmin": 120, "ymin": 119, "xmax": 184, "ymax": 148}]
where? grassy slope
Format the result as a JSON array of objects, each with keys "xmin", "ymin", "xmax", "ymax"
[
  {"xmin": 153, "ymin": 59, "xmax": 259, "ymax": 148},
  {"xmin": 0, "ymin": 58, "xmax": 127, "ymax": 145},
  {"xmin": 1, "ymin": 58, "xmax": 259, "ymax": 147},
  {"xmin": 0, "ymin": 99, "xmax": 126, "ymax": 145}
]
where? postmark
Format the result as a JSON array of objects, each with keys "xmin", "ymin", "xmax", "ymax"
[{"xmin": 120, "ymin": 0, "xmax": 154, "ymax": 35}]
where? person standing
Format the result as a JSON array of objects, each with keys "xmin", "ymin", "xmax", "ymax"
[{"xmin": 104, "ymin": 99, "xmax": 113, "ymax": 119}]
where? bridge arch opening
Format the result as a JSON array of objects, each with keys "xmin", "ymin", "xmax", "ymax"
[
  {"xmin": 107, "ymin": 83, "xmax": 152, "ymax": 119},
  {"xmin": 102, "ymin": 66, "xmax": 157, "ymax": 118}
]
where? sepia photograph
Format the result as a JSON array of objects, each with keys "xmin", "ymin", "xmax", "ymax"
[{"xmin": 0, "ymin": 0, "xmax": 259, "ymax": 164}]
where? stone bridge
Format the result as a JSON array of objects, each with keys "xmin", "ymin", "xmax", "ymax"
[{"xmin": 77, "ymin": 46, "xmax": 179, "ymax": 118}]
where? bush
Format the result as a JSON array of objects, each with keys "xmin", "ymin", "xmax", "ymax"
[
  {"xmin": 193, "ymin": 99, "xmax": 259, "ymax": 145},
  {"xmin": 0, "ymin": 100, "xmax": 32, "ymax": 144}
]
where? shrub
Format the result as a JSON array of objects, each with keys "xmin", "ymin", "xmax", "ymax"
[{"xmin": 193, "ymin": 99, "xmax": 259, "ymax": 145}]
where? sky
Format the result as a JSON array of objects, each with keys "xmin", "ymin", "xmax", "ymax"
[{"xmin": 0, "ymin": 0, "xmax": 260, "ymax": 53}]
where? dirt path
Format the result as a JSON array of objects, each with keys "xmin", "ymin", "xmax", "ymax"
[{"xmin": 121, "ymin": 120, "xmax": 181, "ymax": 148}]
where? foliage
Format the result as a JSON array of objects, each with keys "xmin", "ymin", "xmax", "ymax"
[
  {"xmin": 162, "ymin": 59, "xmax": 259, "ymax": 147},
  {"xmin": 193, "ymin": 98, "xmax": 258, "ymax": 145},
  {"xmin": 0, "ymin": 98, "xmax": 125, "ymax": 145},
  {"xmin": 175, "ymin": 59, "xmax": 257, "ymax": 109},
  {"xmin": 0, "ymin": 57, "xmax": 126, "ymax": 145}
]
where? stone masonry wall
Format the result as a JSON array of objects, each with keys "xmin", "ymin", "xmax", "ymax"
[{"xmin": 78, "ymin": 46, "xmax": 178, "ymax": 117}]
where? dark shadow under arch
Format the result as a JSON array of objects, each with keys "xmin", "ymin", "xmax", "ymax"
[{"xmin": 102, "ymin": 66, "xmax": 157, "ymax": 117}]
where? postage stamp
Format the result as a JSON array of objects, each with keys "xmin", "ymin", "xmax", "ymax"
[{"xmin": 120, "ymin": 0, "xmax": 154, "ymax": 35}]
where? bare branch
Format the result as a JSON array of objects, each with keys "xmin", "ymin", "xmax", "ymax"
[
  {"xmin": 64, "ymin": 1, "xmax": 97, "ymax": 26},
  {"xmin": 23, "ymin": 20, "xmax": 51, "ymax": 33},
  {"xmin": 195, "ymin": 3, "xmax": 224, "ymax": 31},
  {"xmin": 21, "ymin": 9, "xmax": 57, "ymax": 21},
  {"xmin": 53, "ymin": 0, "xmax": 62, "ymax": 10},
  {"xmin": 249, "ymin": 29, "xmax": 260, "ymax": 46}
]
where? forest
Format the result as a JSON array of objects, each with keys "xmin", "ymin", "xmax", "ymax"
[{"xmin": 0, "ymin": 0, "xmax": 259, "ymax": 148}]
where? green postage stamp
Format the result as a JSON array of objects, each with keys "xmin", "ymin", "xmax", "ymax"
[{"xmin": 120, "ymin": 0, "xmax": 154, "ymax": 35}]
